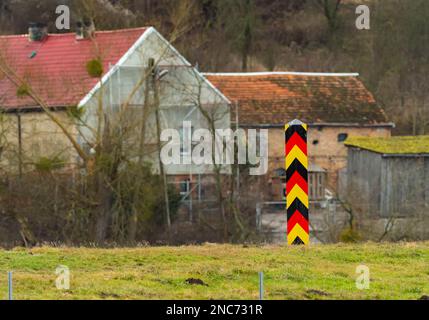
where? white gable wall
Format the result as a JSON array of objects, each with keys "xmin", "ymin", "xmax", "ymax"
[{"xmin": 78, "ymin": 28, "xmax": 231, "ymax": 175}]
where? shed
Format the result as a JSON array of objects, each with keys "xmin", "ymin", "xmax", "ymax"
[{"xmin": 345, "ymin": 136, "xmax": 429, "ymax": 217}]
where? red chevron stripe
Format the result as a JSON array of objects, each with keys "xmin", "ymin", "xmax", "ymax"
[
  {"xmin": 286, "ymin": 171, "xmax": 308, "ymax": 194},
  {"xmin": 285, "ymin": 132, "xmax": 307, "ymax": 155},
  {"xmin": 287, "ymin": 210, "xmax": 309, "ymax": 233}
]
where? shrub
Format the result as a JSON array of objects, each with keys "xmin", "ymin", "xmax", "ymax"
[
  {"xmin": 86, "ymin": 58, "xmax": 103, "ymax": 78},
  {"xmin": 0, "ymin": 166, "xmax": 184, "ymax": 246},
  {"xmin": 34, "ymin": 156, "xmax": 65, "ymax": 172},
  {"xmin": 16, "ymin": 83, "xmax": 30, "ymax": 98},
  {"xmin": 339, "ymin": 228, "xmax": 362, "ymax": 243},
  {"xmin": 67, "ymin": 105, "xmax": 85, "ymax": 120}
]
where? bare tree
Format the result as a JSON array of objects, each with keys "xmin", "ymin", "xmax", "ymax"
[{"xmin": 314, "ymin": 0, "xmax": 342, "ymax": 32}]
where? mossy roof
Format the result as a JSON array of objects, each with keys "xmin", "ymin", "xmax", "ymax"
[{"xmin": 345, "ymin": 136, "xmax": 429, "ymax": 155}]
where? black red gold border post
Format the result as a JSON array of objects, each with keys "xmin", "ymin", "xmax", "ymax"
[{"xmin": 285, "ymin": 120, "xmax": 309, "ymax": 245}]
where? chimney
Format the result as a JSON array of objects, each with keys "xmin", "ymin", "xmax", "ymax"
[
  {"xmin": 76, "ymin": 19, "xmax": 95, "ymax": 40},
  {"xmin": 28, "ymin": 22, "xmax": 48, "ymax": 41}
]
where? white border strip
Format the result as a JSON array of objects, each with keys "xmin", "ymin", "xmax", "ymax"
[
  {"xmin": 203, "ymin": 72, "xmax": 360, "ymax": 77},
  {"xmin": 78, "ymin": 27, "xmax": 155, "ymax": 108}
]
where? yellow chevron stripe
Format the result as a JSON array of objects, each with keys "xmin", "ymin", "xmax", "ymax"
[
  {"xmin": 285, "ymin": 124, "xmax": 308, "ymax": 132},
  {"xmin": 287, "ymin": 184, "xmax": 309, "ymax": 209},
  {"xmin": 287, "ymin": 224, "xmax": 309, "ymax": 245},
  {"xmin": 286, "ymin": 145, "xmax": 308, "ymax": 170}
]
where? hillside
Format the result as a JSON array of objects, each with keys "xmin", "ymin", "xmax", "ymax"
[
  {"xmin": 1, "ymin": 242, "xmax": 428, "ymax": 300},
  {"xmin": 1, "ymin": 0, "xmax": 429, "ymax": 134}
]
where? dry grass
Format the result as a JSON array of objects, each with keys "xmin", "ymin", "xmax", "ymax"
[{"xmin": 0, "ymin": 242, "xmax": 428, "ymax": 300}]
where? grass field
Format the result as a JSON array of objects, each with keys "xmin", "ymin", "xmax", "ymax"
[{"xmin": 0, "ymin": 242, "xmax": 428, "ymax": 300}]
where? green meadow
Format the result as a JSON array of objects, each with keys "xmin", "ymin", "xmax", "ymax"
[{"xmin": 0, "ymin": 242, "xmax": 428, "ymax": 300}]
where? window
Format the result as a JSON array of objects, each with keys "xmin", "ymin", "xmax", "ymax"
[
  {"xmin": 313, "ymin": 140, "xmax": 320, "ymax": 145},
  {"xmin": 180, "ymin": 180, "xmax": 191, "ymax": 196},
  {"xmin": 338, "ymin": 133, "xmax": 348, "ymax": 142},
  {"xmin": 309, "ymin": 172, "xmax": 327, "ymax": 201},
  {"xmin": 179, "ymin": 125, "xmax": 195, "ymax": 156},
  {"xmin": 274, "ymin": 168, "xmax": 286, "ymax": 177}
]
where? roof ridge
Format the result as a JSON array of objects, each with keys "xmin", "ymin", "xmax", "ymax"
[
  {"xmin": 0, "ymin": 26, "xmax": 151, "ymax": 38},
  {"xmin": 204, "ymin": 71, "xmax": 360, "ymax": 77},
  {"xmin": 348, "ymin": 135, "xmax": 429, "ymax": 141},
  {"xmin": 92, "ymin": 27, "xmax": 150, "ymax": 34}
]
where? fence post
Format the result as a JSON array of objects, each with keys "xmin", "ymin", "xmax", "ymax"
[
  {"xmin": 285, "ymin": 120, "xmax": 310, "ymax": 245},
  {"xmin": 256, "ymin": 203, "xmax": 262, "ymax": 232},
  {"xmin": 8, "ymin": 271, "xmax": 13, "ymax": 301},
  {"xmin": 259, "ymin": 272, "xmax": 264, "ymax": 300}
]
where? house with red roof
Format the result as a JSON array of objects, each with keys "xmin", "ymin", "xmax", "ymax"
[
  {"xmin": 205, "ymin": 72, "xmax": 394, "ymax": 201},
  {"xmin": 0, "ymin": 24, "xmax": 394, "ymax": 206},
  {"xmin": 0, "ymin": 25, "xmax": 230, "ymax": 179}
]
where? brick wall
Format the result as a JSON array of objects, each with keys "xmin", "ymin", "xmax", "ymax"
[{"xmin": 268, "ymin": 126, "xmax": 392, "ymax": 196}]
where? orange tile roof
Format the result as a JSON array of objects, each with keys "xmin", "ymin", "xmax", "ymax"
[{"xmin": 205, "ymin": 72, "xmax": 389, "ymax": 126}]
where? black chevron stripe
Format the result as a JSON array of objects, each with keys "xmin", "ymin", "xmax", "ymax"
[
  {"xmin": 287, "ymin": 198, "xmax": 309, "ymax": 220},
  {"xmin": 286, "ymin": 159, "xmax": 308, "ymax": 182},
  {"xmin": 285, "ymin": 125, "xmax": 307, "ymax": 141},
  {"xmin": 287, "ymin": 209, "xmax": 307, "ymax": 223},
  {"xmin": 291, "ymin": 237, "xmax": 305, "ymax": 245}
]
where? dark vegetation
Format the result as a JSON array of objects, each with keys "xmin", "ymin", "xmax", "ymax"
[{"xmin": 0, "ymin": 165, "xmax": 183, "ymax": 246}]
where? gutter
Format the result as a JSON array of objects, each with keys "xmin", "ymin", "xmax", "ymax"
[
  {"xmin": 237, "ymin": 122, "xmax": 396, "ymax": 129},
  {"xmin": 1, "ymin": 106, "xmax": 69, "ymax": 114},
  {"xmin": 203, "ymin": 72, "xmax": 361, "ymax": 77},
  {"xmin": 381, "ymin": 153, "xmax": 429, "ymax": 158},
  {"xmin": 347, "ymin": 147, "xmax": 429, "ymax": 158}
]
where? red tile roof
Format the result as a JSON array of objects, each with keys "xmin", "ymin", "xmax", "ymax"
[
  {"xmin": 205, "ymin": 72, "xmax": 390, "ymax": 126},
  {"xmin": 0, "ymin": 27, "xmax": 149, "ymax": 110}
]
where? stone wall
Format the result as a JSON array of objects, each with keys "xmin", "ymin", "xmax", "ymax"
[{"xmin": 0, "ymin": 110, "xmax": 78, "ymax": 173}]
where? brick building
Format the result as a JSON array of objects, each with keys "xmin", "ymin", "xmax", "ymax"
[{"xmin": 205, "ymin": 72, "xmax": 394, "ymax": 201}]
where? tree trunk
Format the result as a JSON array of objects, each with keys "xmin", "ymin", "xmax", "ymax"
[
  {"xmin": 154, "ymin": 80, "xmax": 172, "ymax": 230},
  {"xmin": 95, "ymin": 176, "xmax": 111, "ymax": 244},
  {"xmin": 241, "ymin": 20, "xmax": 252, "ymax": 72},
  {"xmin": 128, "ymin": 64, "xmax": 152, "ymax": 243}
]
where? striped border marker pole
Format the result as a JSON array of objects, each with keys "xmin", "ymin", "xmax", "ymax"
[{"xmin": 285, "ymin": 119, "xmax": 309, "ymax": 245}]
